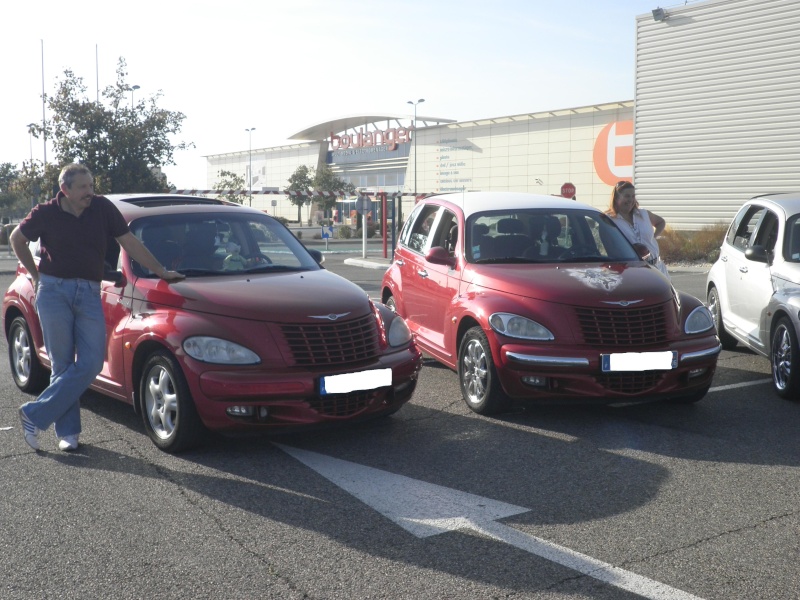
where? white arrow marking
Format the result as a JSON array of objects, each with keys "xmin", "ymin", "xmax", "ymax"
[{"xmin": 277, "ymin": 444, "xmax": 705, "ymax": 600}]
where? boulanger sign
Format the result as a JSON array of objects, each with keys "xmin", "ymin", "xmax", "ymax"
[{"xmin": 330, "ymin": 126, "xmax": 412, "ymax": 152}]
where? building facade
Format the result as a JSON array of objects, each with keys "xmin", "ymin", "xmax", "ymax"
[
  {"xmin": 205, "ymin": 102, "xmax": 635, "ymax": 224},
  {"xmin": 205, "ymin": 0, "xmax": 800, "ymax": 231}
]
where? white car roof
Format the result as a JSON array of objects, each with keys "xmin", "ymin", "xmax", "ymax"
[
  {"xmin": 423, "ymin": 192, "xmax": 598, "ymax": 219},
  {"xmin": 746, "ymin": 194, "xmax": 800, "ymax": 218}
]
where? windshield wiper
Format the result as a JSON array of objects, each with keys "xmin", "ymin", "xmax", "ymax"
[
  {"xmin": 243, "ymin": 264, "xmax": 305, "ymax": 274},
  {"xmin": 176, "ymin": 268, "xmax": 221, "ymax": 277},
  {"xmin": 474, "ymin": 257, "xmax": 541, "ymax": 264}
]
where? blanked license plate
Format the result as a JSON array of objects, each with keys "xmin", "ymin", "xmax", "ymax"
[
  {"xmin": 320, "ymin": 368, "xmax": 392, "ymax": 395},
  {"xmin": 601, "ymin": 351, "xmax": 677, "ymax": 372}
]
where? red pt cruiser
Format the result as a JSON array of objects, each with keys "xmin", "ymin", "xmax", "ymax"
[
  {"xmin": 4, "ymin": 194, "xmax": 421, "ymax": 452},
  {"xmin": 381, "ymin": 192, "xmax": 720, "ymax": 415}
]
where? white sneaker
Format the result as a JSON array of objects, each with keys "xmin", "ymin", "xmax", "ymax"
[
  {"xmin": 18, "ymin": 408, "xmax": 40, "ymax": 451},
  {"xmin": 57, "ymin": 434, "xmax": 79, "ymax": 452}
]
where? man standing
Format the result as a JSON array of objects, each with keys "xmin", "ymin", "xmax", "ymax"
[{"xmin": 11, "ymin": 163, "xmax": 184, "ymax": 452}]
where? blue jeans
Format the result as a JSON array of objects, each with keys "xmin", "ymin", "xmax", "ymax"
[{"xmin": 21, "ymin": 274, "xmax": 105, "ymax": 438}]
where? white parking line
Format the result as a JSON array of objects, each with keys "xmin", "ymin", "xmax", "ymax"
[{"xmin": 708, "ymin": 379, "xmax": 771, "ymax": 393}]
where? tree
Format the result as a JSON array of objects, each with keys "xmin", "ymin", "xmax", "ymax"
[
  {"xmin": 213, "ymin": 170, "xmax": 247, "ymax": 204},
  {"xmin": 42, "ymin": 58, "xmax": 193, "ymax": 194},
  {"xmin": 286, "ymin": 164, "xmax": 355, "ymax": 223},
  {"xmin": 313, "ymin": 165, "xmax": 355, "ymax": 214},
  {"xmin": 286, "ymin": 165, "xmax": 314, "ymax": 223}
]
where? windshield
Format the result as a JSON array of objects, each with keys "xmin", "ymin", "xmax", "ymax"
[
  {"xmin": 466, "ymin": 209, "xmax": 640, "ymax": 264},
  {"xmin": 130, "ymin": 212, "xmax": 322, "ymax": 277}
]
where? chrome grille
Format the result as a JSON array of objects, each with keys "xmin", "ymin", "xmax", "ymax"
[
  {"xmin": 281, "ymin": 314, "xmax": 380, "ymax": 367},
  {"xmin": 575, "ymin": 304, "xmax": 668, "ymax": 346}
]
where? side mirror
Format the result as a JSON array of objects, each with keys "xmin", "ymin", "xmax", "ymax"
[
  {"xmin": 308, "ymin": 249, "xmax": 325, "ymax": 265},
  {"xmin": 632, "ymin": 242, "xmax": 652, "ymax": 261},
  {"xmin": 425, "ymin": 246, "xmax": 457, "ymax": 268},
  {"xmin": 103, "ymin": 270, "xmax": 126, "ymax": 287},
  {"xmin": 744, "ymin": 245, "xmax": 770, "ymax": 264}
]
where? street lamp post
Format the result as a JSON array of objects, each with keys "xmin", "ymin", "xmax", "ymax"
[
  {"xmin": 27, "ymin": 123, "xmax": 38, "ymax": 207},
  {"xmin": 131, "ymin": 84, "xmax": 140, "ymax": 110},
  {"xmin": 405, "ymin": 98, "xmax": 425, "ymax": 225},
  {"xmin": 245, "ymin": 127, "xmax": 256, "ymax": 206}
]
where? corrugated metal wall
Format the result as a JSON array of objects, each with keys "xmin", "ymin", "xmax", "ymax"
[{"xmin": 634, "ymin": 0, "xmax": 800, "ymax": 230}]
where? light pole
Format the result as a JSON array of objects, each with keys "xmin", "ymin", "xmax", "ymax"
[
  {"xmin": 406, "ymin": 98, "xmax": 425, "ymax": 225},
  {"xmin": 26, "ymin": 123, "xmax": 38, "ymax": 207},
  {"xmin": 245, "ymin": 127, "xmax": 256, "ymax": 206},
  {"xmin": 131, "ymin": 85, "xmax": 140, "ymax": 110}
]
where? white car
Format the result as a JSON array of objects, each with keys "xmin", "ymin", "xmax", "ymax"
[{"xmin": 707, "ymin": 193, "xmax": 800, "ymax": 397}]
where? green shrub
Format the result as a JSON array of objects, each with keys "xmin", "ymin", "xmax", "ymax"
[
  {"xmin": 337, "ymin": 225, "xmax": 353, "ymax": 239},
  {"xmin": 659, "ymin": 223, "xmax": 728, "ymax": 263}
]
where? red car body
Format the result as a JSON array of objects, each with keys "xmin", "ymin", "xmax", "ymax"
[
  {"xmin": 4, "ymin": 195, "xmax": 421, "ymax": 451},
  {"xmin": 381, "ymin": 192, "xmax": 720, "ymax": 414}
]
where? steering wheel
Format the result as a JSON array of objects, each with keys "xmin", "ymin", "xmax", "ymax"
[
  {"xmin": 559, "ymin": 245, "xmax": 599, "ymax": 260},
  {"xmin": 249, "ymin": 255, "xmax": 272, "ymax": 265}
]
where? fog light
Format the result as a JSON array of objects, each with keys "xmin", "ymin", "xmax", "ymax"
[
  {"xmin": 688, "ymin": 368, "xmax": 707, "ymax": 378},
  {"xmin": 522, "ymin": 375, "xmax": 548, "ymax": 387},
  {"xmin": 227, "ymin": 406, "xmax": 254, "ymax": 416}
]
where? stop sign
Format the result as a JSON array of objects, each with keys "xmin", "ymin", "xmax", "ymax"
[{"xmin": 561, "ymin": 182, "xmax": 576, "ymax": 198}]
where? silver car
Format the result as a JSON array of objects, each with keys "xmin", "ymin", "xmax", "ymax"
[{"xmin": 707, "ymin": 193, "xmax": 800, "ymax": 397}]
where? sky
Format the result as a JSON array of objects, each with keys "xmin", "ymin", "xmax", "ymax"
[{"xmin": 1, "ymin": 0, "xmax": 685, "ymax": 190}]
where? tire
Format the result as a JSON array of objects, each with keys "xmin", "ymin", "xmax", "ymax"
[
  {"xmin": 457, "ymin": 326, "xmax": 511, "ymax": 415},
  {"xmin": 771, "ymin": 317, "xmax": 800, "ymax": 399},
  {"xmin": 140, "ymin": 350, "xmax": 205, "ymax": 452},
  {"xmin": 707, "ymin": 286, "xmax": 737, "ymax": 350},
  {"xmin": 7, "ymin": 316, "xmax": 49, "ymax": 394}
]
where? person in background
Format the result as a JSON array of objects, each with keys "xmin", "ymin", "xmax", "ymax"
[
  {"xmin": 11, "ymin": 163, "xmax": 184, "ymax": 452},
  {"xmin": 606, "ymin": 180, "xmax": 669, "ymax": 277}
]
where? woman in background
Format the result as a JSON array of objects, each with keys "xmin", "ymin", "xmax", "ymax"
[{"xmin": 606, "ymin": 181, "xmax": 669, "ymax": 277}]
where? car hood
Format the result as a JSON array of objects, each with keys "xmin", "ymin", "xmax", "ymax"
[
  {"xmin": 466, "ymin": 262, "xmax": 675, "ymax": 306},
  {"xmin": 135, "ymin": 269, "xmax": 373, "ymax": 322}
]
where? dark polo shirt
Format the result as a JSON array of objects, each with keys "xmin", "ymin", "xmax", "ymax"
[{"xmin": 19, "ymin": 192, "xmax": 130, "ymax": 282}]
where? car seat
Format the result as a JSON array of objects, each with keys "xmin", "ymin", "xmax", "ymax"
[{"xmin": 182, "ymin": 222, "xmax": 218, "ymax": 269}]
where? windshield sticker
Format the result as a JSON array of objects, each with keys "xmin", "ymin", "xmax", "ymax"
[{"xmin": 565, "ymin": 267, "xmax": 624, "ymax": 291}]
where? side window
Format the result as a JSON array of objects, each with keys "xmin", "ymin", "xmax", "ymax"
[
  {"xmin": 399, "ymin": 203, "xmax": 424, "ymax": 247},
  {"xmin": 753, "ymin": 210, "xmax": 778, "ymax": 252},
  {"xmin": 406, "ymin": 206, "xmax": 440, "ymax": 254},
  {"xmin": 429, "ymin": 210, "xmax": 458, "ymax": 254},
  {"xmin": 725, "ymin": 206, "xmax": 750, "ymax": 246},
  {"xmin": 784, "ymin": 216, "xmax": 800, "ymax": 262},
  {"xmin": 730, "ymin": 207, "xmax": 765, "ymax": 252}
]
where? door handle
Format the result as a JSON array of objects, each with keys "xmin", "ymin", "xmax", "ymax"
[
  {"xmin": 417, "ymin": 269, "xmax": 428, "ymax": 278},
  {"xmin": 720, "ymin": 256, "xmax": 727, "ymax": 262},
  {"xmin": 739, "ymin": 266, "xmax": 748, "ymax": 273},
  {"xmin": 395, "ymin": 259, "xmax": 405, "ymax": 266}
]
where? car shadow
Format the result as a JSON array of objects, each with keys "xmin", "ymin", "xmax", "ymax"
[{"xmin": 71, "ymin": 389, "xmax": 668, "ymax": 594}]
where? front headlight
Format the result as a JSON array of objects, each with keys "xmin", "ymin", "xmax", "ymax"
[
  {"xmin": 183, "ymin": 336, "xmax": 260, "ymax": 364},
  {"xmin": 387, "ymin": 315, "xmax": 412, "ymax": 347},
  {"xmin": 489, "ymin": 313, "xmax": 554, "ymax": 341},
  {"xmin": 685, "ymin": 306, "xmax": 715, "ymax": 334}
]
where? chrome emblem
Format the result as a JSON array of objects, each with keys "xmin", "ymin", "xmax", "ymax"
[
  {"xmin": 600, "ymin": 300, "xmax": 643, "ymax": 307},
  {"xmin": 309, "ymin": 312, "xmax": 351, "ymax": 321}
]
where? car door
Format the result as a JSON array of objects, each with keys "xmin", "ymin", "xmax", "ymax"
[
  {"xmin": 411, "ymin": 209, "xmax": 461, "ymax": 362},
  {"xmin": 394, "ymin": 204, "xmax": 441, "ymax": 334},
  {"xmin": 95, "ymin": 241, "xmax": 134, "ymax": 400},
  {"xmin": 721, "ymin": 205, "xmax": 771, "ymax": 344},
  {"xmin": 739, "ymin": 209, "xmax": 778, "ymax": 349}
]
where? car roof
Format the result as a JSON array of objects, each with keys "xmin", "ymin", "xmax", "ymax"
[
  {"xmin": 421, "ymin": 192, "xmax": 598, "ymax": 219},
  {"xmin": 746, "ymin": 193, "xmax": 800, "ymax": 218},
  {"xmin": 103, "ymin": 193, "xmax": 261, "ymax": 221}
]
